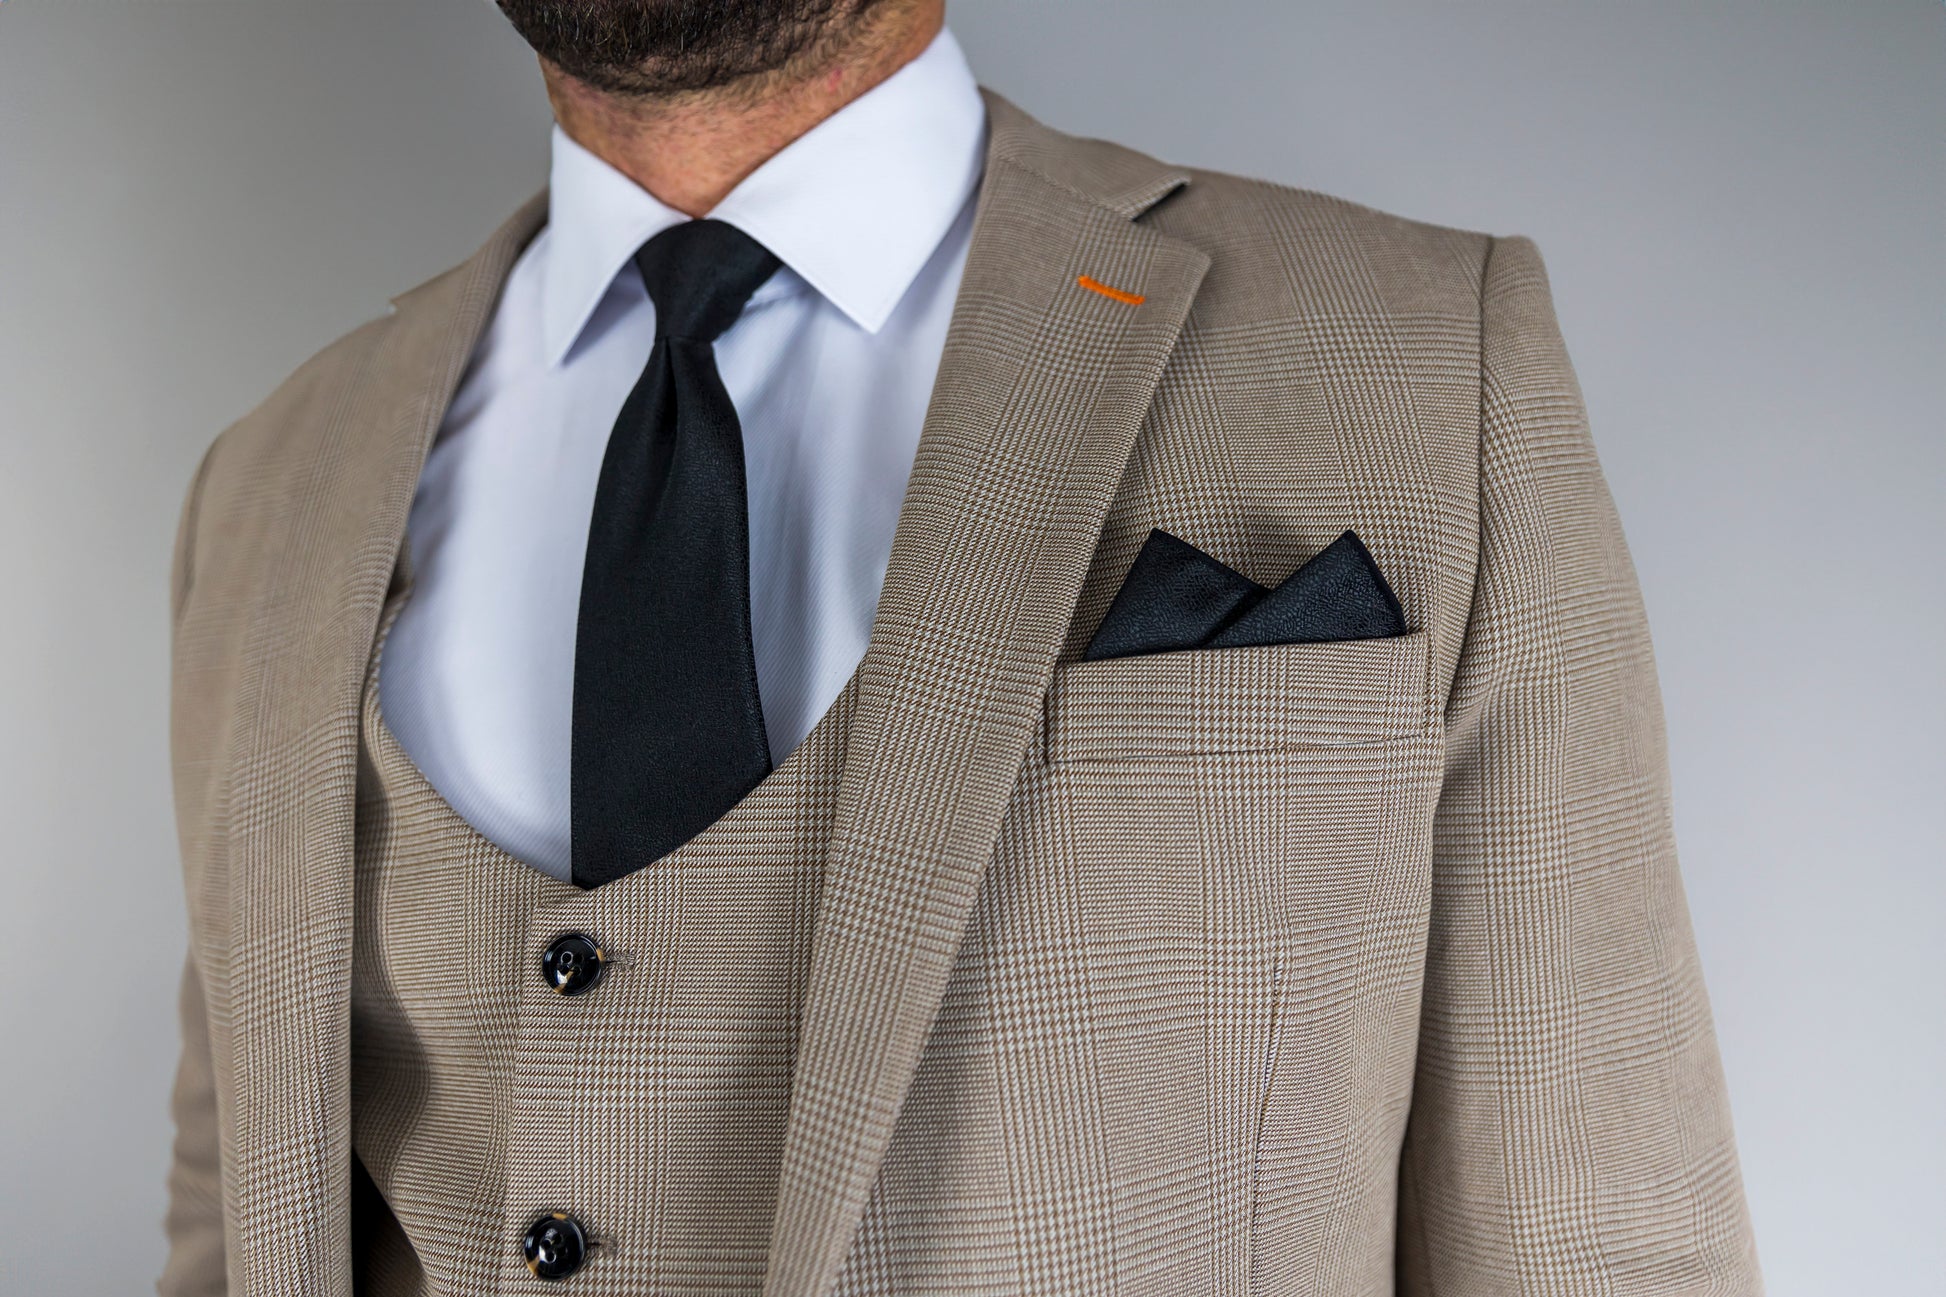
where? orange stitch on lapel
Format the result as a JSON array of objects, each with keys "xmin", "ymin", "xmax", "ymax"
[{"xmin": 1076, "ymin": 274, "xmax": 1145, "ymax": 306}]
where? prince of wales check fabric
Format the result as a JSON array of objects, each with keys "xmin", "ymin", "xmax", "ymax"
[{"xmin": 159, "ymin": 93, "xmax": 1761, "ymax": 1297}]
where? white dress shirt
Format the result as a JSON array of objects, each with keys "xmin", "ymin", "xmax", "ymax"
[{"xmin": 379, "ymin": 29, "xmax": 987, "ymax": 881}]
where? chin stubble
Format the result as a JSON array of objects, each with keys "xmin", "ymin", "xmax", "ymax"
[{"xmin": 495, "ymin": 0, "xmax": 890, "ymax": 97}]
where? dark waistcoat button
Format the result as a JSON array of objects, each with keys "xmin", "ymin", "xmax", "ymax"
[
  {"xmin": 521, "ymin": 1212, "xmax": 589, "ymax": 1281},
  {"xmin": 540, "ymin": 932, "xmax": 607, "ymax": 996}
]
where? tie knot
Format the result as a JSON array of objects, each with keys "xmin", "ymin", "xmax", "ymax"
[{"xmin": 633, "ymin": 219, "xmax": 781, "ymax": 344}]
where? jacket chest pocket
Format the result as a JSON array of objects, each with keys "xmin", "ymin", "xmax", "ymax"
[
  {"xmin": 1042, "ymin": 628, "xmax": 1433, "ymax": 761},
  {"xmin": 1029, "ymin": 627, "xmax": 1440, "ymax": 933}
]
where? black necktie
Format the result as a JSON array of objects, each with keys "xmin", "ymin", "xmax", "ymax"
[{"xmin": 571, "ymin": 219, "xmax": 782, "ymax": 888}]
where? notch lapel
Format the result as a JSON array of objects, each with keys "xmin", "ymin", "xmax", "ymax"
[
  {"xmin": 762, "ymin": 97, "xmax": 1209, "ymax": 1297},
  {"xmin": 222, "ymin": 196, "xmax": 544, "ymax": 1296}
]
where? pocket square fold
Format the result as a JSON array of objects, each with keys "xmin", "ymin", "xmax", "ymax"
[{"xmin": 1082, "ymin": 528, "xmax": 1407, "ymax": 661}]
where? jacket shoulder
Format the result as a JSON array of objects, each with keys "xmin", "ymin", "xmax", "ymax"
[
  {"xmin": 190, "ymin": 309, "xmax": 398, "ymax": 518},
  {"xmin": 189, "ymin": 190, "xmax": 548, "ymax": 516},
  {"xmin": 1152, "ymin": 165, "xmax": 1494, "ymax": 328},
  {"xmin": 986, "ymin": 95, "xmax": 1497, "ymax": 328}
]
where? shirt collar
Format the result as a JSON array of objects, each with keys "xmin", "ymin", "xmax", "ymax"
[{"xmin": 540, "ymin": 26, "xmax": 987, "ymax": 366}]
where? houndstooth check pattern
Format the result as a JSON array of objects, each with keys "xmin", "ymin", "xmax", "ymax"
[{"xmin": 160, "ymin": 93, "xmax": 1761, "ymax": 1297}]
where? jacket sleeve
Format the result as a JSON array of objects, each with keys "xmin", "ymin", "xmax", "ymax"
[
  {"xmin": 1396, "ymin": 235, "xmax": 1762, "ymax": 1294},
  {"xmin": 160, "ymin": 439, "xmax": 229, "ymax": 1297}
]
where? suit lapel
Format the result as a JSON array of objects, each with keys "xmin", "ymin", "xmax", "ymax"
[
  {"xmin": 762, "ymin": 96, "xmax": 1208, "ymax": 1297},
  {"xmin": 224, "ymin": 196, "xmax": 545, "ymax": 1296}
]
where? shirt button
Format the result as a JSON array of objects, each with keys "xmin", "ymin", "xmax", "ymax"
[
  {"xmin": 522, "ymin": 1212, "xmax": 589, "ymax": 1281},
  {"xmin": 540, "ymin": 932, "xmax": 608, "ymax": 996}
]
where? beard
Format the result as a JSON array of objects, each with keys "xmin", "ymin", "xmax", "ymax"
[{"xmin": 495, "ymin": 0, "xmax": 892, "ymax": 96}]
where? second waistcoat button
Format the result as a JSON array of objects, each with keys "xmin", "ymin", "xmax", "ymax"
[{"xmin": 521, "ymin": 1212, "xmax": 589, "ymax": 1281}]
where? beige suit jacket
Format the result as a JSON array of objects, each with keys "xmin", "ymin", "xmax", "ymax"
[{"xmin": 161, "ymin": 94, "xmax": 1761, "ymax": 1295}]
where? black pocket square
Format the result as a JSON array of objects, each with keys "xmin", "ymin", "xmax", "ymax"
[{"xmin": 1082, "ymin": 528, "xmax": 1407, "ymax": 662}]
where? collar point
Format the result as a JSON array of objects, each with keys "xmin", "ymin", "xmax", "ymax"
[{"xmin": 846, "ymin": 308, "xmax": 896, "ymax": 337}]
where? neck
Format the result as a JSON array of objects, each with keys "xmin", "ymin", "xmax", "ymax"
[{"xmin": 543, "ymin": 3, "xmax": 945, "ymax": 218}]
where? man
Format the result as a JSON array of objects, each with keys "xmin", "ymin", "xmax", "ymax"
[{"xmin": 159, "ymin": 0, "xmax": 1763, "ymax": 1293}]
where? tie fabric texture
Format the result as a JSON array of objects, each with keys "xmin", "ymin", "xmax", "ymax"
[{"xmin": 571, "ymin": 219, "xmax": 782, "ymax": 888}]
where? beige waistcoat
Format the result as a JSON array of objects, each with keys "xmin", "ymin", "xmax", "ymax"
[{"xmin": 351, "ymin": 573, "xmax": 858, "ymax": 1295}]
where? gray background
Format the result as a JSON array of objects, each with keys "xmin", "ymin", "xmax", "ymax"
[{"xmin": 1, "ymin": 1, "xmax": 1939, "ymax": 1291}]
